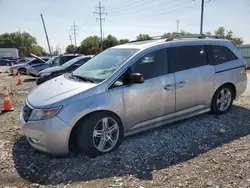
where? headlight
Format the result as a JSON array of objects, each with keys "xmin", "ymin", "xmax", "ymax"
[
  {"xmin": 41, "ymin": 73, "xmax": 51, "ymax": 77},
  {"xmin": 29, "ymin": 106, "xmax": 62, "ymax": 121}
]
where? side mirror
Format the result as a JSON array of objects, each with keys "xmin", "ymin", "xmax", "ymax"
[{"xmin": 129, "ymin": 73, "xmax": 144, "ymax": 84}]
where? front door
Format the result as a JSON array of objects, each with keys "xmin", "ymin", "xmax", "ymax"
[{"xmin": 122, "ymin": 48, "xmax": 176, "ymax": 131}]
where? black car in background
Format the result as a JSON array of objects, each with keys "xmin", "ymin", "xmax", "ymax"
[
  {"xmin": 36, "ymin": 55, "xmax": 93, "ymax": 85},
  {"xmin": 26, "ymin": 54, "xmax": 83, "ymax": 77}
]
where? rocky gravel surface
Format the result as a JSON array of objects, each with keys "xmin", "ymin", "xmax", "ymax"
[{"xmin": 0, "ymin": 69, "xmax": 250, "ymax": 188}]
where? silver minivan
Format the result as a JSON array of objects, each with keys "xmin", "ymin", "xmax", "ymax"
[{"xmin": 20, "ymin": 36, "xmax": 247, "ymax": 156}]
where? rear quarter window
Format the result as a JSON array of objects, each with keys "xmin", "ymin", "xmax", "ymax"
[{"xmin": 206, "ymin": 45, "xmax": 238, "ymax": 65}]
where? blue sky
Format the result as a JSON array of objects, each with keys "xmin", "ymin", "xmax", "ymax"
[{"xmin": 0, "ymin": 0, "xmax": 249, "ymax": 52}]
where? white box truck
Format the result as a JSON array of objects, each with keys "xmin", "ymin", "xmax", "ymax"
[{"xmin": 0, "ymin": 48, "xmax": 19, "ymax": 59}]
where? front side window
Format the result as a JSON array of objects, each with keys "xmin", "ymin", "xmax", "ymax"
[
  {"xmin": 131, "ymin": 49, "xmax": 166, "ymax": 80},
  {"xmin": 72, "ymin": 48, "xmax": 138, "ymax": 83},
  {"xmin": 29, "ymin": 59, "xmax": 43, "ymax": 65},
  {"xmin": 51, "ymin": 57, "xmax": 61, "ymax": 66},
  {"xmin": 45, "ymin": 56, "xmax": 58, "ymax": 65},
  {"xmin": 207, "ymin": 45, "xmax": 237, "ymax": 65}
]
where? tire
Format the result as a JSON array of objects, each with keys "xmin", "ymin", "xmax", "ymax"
[
  {"xmin": 18, "ymin": 68, "xmax": 26, "ymax": 74},
  {"xmin": 76, "ymin": 112, "xmax": 124, "ymax": 157},
  {"xmin": 211, "ymin": 84, "xmax": 234, "ymax": 114}
]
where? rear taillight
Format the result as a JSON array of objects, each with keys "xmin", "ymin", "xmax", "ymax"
[{"xmin": 244, "ymin": 65, "xmax": 248, "ymax": 71}]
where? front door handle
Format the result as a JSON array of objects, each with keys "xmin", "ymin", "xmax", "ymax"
[
  {"xmin": 177, "ymin": 81, "xmax": 187, "ymax": 85},
  {"xmin": 176, "ymin": 80, "xmax": 187, "ymax": 89},
  {"xmin": 163, "ymin": 84, "xmax": 175, "ymax": 91}
]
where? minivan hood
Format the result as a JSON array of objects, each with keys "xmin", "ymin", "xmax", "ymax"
[
  {"xmin": 39, "ymin": 66, "xmax": 65, "ymax": 74},
  {"xmin": 28, "ymin": 75, "xmax": 97, "ymax": 108}
]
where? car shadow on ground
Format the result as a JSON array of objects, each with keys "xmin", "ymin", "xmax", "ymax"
[
  {"xmin": 23, "ymin": 78, "xmax": 36, "ymax": 83},
  {"xmin": 12, "ymin": 105, "xmax": 250, "ymax": 185}
]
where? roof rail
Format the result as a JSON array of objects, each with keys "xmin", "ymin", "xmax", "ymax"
[
  {"xmin": 128, "ymin": 35, "xmax": 165, "ymax": 43},
  {"xmin": 165, "ymin": 34, "xmax": 224, "ymax": 41},
  {"xmin": 128, "ymin": 34, "xmax": 224, "ymax": 43}
]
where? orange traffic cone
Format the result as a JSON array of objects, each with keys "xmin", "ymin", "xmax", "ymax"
[
  {"xmin": 2, "ymin": 85, "xmax": 14, "ymax": 112},
  {"xmin": 17, "ymin": 72, "xmax": 22, "ymax": 85}
]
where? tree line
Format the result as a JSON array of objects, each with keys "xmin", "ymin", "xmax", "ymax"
[
  {"xmin": 65, "ymin": 27, "xmax": 244, "ymax": 55},
  {"xmin": 0, "ymin": 26, "xmax": 244, "ymax": 57}
]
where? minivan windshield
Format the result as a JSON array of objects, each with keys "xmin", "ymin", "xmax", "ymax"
[{"xmin": 72, "ymin": 48, "xmax": 138, "ymax": 83}]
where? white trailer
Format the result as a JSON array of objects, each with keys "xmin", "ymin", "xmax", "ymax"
[{"xmin": 0, "ymin": 48, "xmax": 19, "ymax": 59}]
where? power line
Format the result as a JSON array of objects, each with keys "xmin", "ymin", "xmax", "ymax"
[
  {"xmin": 42, "ymin": 0, "xmax": 56, "ymax": 14},
  {"xmin": 94, "ymin": 1, "xmax": 107, "ymax": 52},
  {"xmin": 70, "ymin": 22, "xmax": 78, "ymax": 47},
  {"xmin": 107, "ymin": 1, "xmax": 195, "ymax": 22}
]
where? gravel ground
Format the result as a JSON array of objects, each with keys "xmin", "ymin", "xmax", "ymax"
[{"xmin": 0, "ymin": 68, "xmax": 250, "ymax": 188}]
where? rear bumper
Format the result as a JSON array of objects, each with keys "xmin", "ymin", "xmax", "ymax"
[{"xmin": 20, "ymin": 108, "xmax": 71, "ymax": 155}]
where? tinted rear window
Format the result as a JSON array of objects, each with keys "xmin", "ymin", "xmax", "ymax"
[
  {"xmin": 168, "ymin": 45, "xmax": 206, "ymax": 72},
  {"xmin": 206, "ymin": 45, "xmax": 237, "ymax": 65}
]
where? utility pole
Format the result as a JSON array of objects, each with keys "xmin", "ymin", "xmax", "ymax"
[
  {"xmin": 69, "ymin": 34, "xmax": 73, "ymax": 46},
  {"xmin": 40, "ymin": 14, "xmax": 52, "ymax": 56},
  {"xmin": 71, "ymin": 22, "xmax": 78, "ymax": 47},
  {"xmin": 94, "ymin": 1, "xmax": 107, "ymax": 52},
  {"xmin": 200, "ymin": 0, "xmax": 204, "ymax": 35},
  {"xmin": 176, "ymin": 20, "xmax": 180, "ymax": 33}
]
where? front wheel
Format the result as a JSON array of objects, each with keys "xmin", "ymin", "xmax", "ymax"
[
  {"xmin": 211, "ymin": 85, "xmax": 234, "ymax": 114},
  {"xmin": 18, "ymin": 68, "xmax": 26, "ymax": 74},
  {"xmin": 76, "ymin": 112, "xmax": 124, "ymax": 157}
]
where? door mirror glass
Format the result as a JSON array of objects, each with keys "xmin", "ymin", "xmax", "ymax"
[{"xmin": 130, "ymin": 73, "xmax": 144, "ymax": 84}]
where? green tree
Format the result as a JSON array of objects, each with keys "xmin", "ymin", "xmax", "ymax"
[
  {"xmin": 103, "ymin": 34, "xmax": 118, "ymax": 50},
  {"xmin": 0, "ymin": 32, "xmax": 39, "ymax": 56},
  {"xmin": 214, "ymin": 27, "xmax": 243, "ymax": 45},
  {"xmin": 119, "ymin": 39, "xmax": 129, "ymax": 44},
  {"xmin": 136, "ymin": 34, "xmax": 151, "ymax": 41},
  {"xmin": 205, "ymin": 31, "xmax": 212, "ymax": 36},
  {"xmin": 31, "ymin": 45, "xmax": 44, "ymax": 56},
  {"xmin": 78, "ymin": 36, "xmax": 100, "ymax": 55},
  {"xmin": 65, "ymin": 45, "xmax": 77, "ymax": 54}
]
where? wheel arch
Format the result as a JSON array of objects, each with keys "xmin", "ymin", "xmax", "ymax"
[
  {"xmin": 68, "ymin": 109, "xmax": 124, "ymax": 152},
  {"xmin": 214, "ymin": 82, "xmax": 236, "ymax": 100}
]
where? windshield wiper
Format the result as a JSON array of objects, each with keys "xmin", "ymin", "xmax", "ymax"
[{"xmin": 70, "ymin": 74, "xmax": 94, "ymax": 83}]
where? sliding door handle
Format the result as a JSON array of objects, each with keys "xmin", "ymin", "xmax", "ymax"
[{"xmin": 163, "ymin": 84, "xmax": 175, "ymax": 91}]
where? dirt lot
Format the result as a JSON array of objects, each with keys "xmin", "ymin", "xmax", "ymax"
[{"xmin": 0, "ymin": 67, "xmax": 250, "ymax": 188}]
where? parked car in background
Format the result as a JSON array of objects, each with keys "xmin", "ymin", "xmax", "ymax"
[
  {"xmin": 20, "ymin": 36, "xmax": 247, "ymax": 156},
  {"xmin": 0, "ymin": 59, "xmax": 12, "ymax": 66},
  {"xmin": 26, "ymin": 54, "xmax": 83, "ymax": 77},
  {"xmin": 36, "ymin": 55, "xmax": 93, "ymax": 85},
  {"xmin": 12, "ymin": 58, "xmax": 29, "ymax": 65},
  {"xmin": 10, "ymin": 55, "xmax": 50, "ymax": 74}
]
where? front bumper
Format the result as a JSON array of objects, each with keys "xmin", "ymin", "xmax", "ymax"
[
  {"xmin": 36, "ymin": 75, "xmax": 51, "ymax": 85},
  {"xmin": 20, "ymin": 107, "xmax": 71, "ymax": 155},
  {"xmin": 26, "ymin": 69, "xmax": 37, "ymax": 77}
]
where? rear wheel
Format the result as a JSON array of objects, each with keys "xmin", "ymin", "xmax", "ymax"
[
  {"xmin": 76, "ymin": 112, "xmax": 124, "ymax": 157},
  {"xmin": 211, "ymin": 85, "xmax": 234, "ymax": 114}
]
